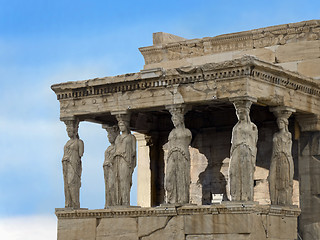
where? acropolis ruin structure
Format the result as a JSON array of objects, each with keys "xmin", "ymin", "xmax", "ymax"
[{"xmin": 52, "ymin": 20, "xmax": 320, "ymax": 240}]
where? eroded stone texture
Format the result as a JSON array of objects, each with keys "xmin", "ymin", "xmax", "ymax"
[
  {"xmin": 57, "ymin": 218, "xmax": 96, "ymax": 240},
  {"xmin": 96, "ymin": 218, "xmax": 138, "ymax": 240},
  {"xmin": 164, "ymin": 105, "xmax": 192, "ymax": 204},
  {"xmin": 228, "ymin": 97, "xmax": 258, "ymax": 201},
  {"xmin": 102, "ymin": 124, "xmax": 120, "ymax": 207},
  {"xmin": 269, "ymin": 107, "xmax": 295, "ymax": 205},
  {"xmin": 184, "ymin": 213, "xmax": 252, "ymax": 234},
  {"xmin": 56, "ymin": 205, "xmax": 300, "ymax": 240},
  {"xmin": 139, "ymin": 216, "xmax": 184, "ymax": 240},
  {"xmin": 62, "ymin": 119, "xmax": 84, "ymax": 209},
  {"xmin": 186, "ymin": 234, "xmax": 250, "ymax": 240},
  {"xmin": 111, "ymin": 113, "xmax": 136, "ymax": 206},
  {"xmin": 139, "ymin": 20, "xmax": 320, "ymax": 79},
  {"xmin": 299, "ymin": 131, "xmax": 320, "ymax": 240}
]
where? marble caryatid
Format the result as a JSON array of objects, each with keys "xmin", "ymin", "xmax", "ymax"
[
  {"xmin": 112, "ymin": 114, "xmax": 136, "ymax": 206},
  {"xmin": 269, "ymin": 107, "xmax": 295, "ymax": 205},
  {"xmin": 228, "ymin": 97, "xmax": 258, "ymax": 201},
  {"xmin": 164, "ymin": 105, "xmax": 192, "ymax": 204},
  {"xmin": 102, "ymin": 124, "xmax": 120, "ymax": 207},
  {"xmin": 62, "ymin": 119, "xmax": 84, "ymax": 209}
]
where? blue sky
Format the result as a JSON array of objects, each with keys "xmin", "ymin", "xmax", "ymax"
[{"xmin": 0, "ymin": 0, "xmax": 319, "ymax": 239}]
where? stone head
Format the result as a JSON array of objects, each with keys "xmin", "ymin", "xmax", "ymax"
[
  {"xmin": 104, "ymin": 125, "xmax": 120, "ymax": 144},
  {"xmin": 169, "ymin": 107, "xmax": 184, "ymax": 128},
  {"xmin": 65, "ymin": 120, "xmax": 79, "ymax": 139},
  {"xmin": 234, "ymin": 100, "xmax": 252, "ymax": 122},
  {"xmin": 116, "ymin": 114, "xmax": 130, "ymax": 134},
  {"xmin": 236, "ymin": 107, "xmax": 249, "ymax": 121},
  {"xmin": 277, "ymin": 118, "xmax": 288, "ymax": 131}
]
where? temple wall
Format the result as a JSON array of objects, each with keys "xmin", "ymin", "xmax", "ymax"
[
  {"xmin": 56, "ymin": 204, "xmax": 300, "ymax": 240},
  {"xmin": 298, "ymin": 132, "xmax": 320, "ymax": 239}
]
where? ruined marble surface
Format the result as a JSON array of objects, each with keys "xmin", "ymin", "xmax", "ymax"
[
  {"xmin": 228, "ymin": 97, "xmax": 258, "ymax": 201},
  {"xmin": 140, "ymin": 20, "xmax": 320, "ymax": 79},
  {"xmin": 62, "ymin": 119, "xmax": 84, "ymax": 209},
  {"xmin": 298, "ymin": 131, "xmax": 320, "ymax": 240},
  {"xmin": 164, "ymin": 105, "xmax": 192, "ymax": 204},
  {"xmin": 56, "ymin": 204, "xmax": 300, "ymax": 240},
  {"xmin": 269, "ymin": 107, "xmax": 295, "ymax": 205},
  {"xmin": 111, "ymin": 114, "xmax": 136, "ymax": 206},
  {"xmin": 102, "ymin": 124, "xmax": 120, "ymax": 207}
]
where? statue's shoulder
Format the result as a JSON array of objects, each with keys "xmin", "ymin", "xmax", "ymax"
[
  {"xmin": 129, "ymin": 133, "xmax": 136, "ymax": 141},
  {"xmin": 185, "ymin": 128, "xmax": 192, "ymax": 137},
  {"xmin": 251, "ymin": 122, "xmax": 258, "ymax": 131}
]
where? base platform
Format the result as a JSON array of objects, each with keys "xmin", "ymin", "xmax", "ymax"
[{"xmin": 55, "ymin": 203, "xmax": 300, "ymax": 240}]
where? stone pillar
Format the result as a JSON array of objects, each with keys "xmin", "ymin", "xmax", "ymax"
[
  {"xmin": 110, "ymin": 111, "xmax": 137, "ymax": 206},
  {"xmin": 102, "ymin": 124, "xmax": 120, "ymax": 208},
  {"xmin": 164, "ymin": 104, "xmax": 192, "ymax": 204},
  {"xmin": 61, "ymin": 117, "xmax": 84, "ymax": 209},
  {"xmin": 228, "ymin": 96, "xmax": 258, "ymax": 201},
  {"xmin": 269, "ymin": 106, "xmax": 295, "ymax": 206},
  {"xmin": 133, "ymin": 132, "xmax": 152, "ymax": 207},
  {"xmin": 297, "ymin": 114, "xmax": 320, "ymax": 239}
]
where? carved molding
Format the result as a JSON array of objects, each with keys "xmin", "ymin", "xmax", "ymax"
[
  {"xmin": 139, "ymin": 20, "xmax": 320, "ymax": 64},
  {"xmin": 52, "ymin": 56, "xmax": 320, "ymax": 103},
  {"xmin": 55, "ymin": 204, "xmax": 301, "ymax": 219},
  {"xmin": 270, "ymin": 106, "xmax": 296, "ymax": 118}
]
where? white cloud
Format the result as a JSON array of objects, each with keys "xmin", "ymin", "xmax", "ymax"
[{"xmin": 0, "ymin": 215, "xmax": 56, "ymax": 240}]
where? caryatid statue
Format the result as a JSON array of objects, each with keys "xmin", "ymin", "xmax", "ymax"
[
  {"xmin": 228, "ymin": 97, "xmax": 258, "ymax": 201},
  {"xmin": 164, "ymin": 105, "xmax": 192, "ymax": 204},
  {"xmin": 112, "ymin": 114, "xmax": 136, "ymax": 206},
  {"xmin": 62, "ymin": 119, "xmax": 84, "ymax": 209},
  {"xmin": 269, "ymin": 107, "xmax": 295, "ymax": 205},
  {"xmin": 102, "ymin": 124, "xmax": 120, "ymax": 207}
]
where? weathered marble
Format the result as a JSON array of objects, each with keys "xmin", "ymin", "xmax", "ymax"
[
  {"xmin": 102, "ymin": 124, "xmax": 120, "ymax": 207},
  {"xmin": 112, "ymin": 114, "xmax": 136, "ymax": 205},
  {"xmin": 297, "ymin": 130, "xmax": 320, "ymax": 240},
  {"xmin": 164, "ymin": 105, "xmax": 192, "ymax": 204},
  {"xmin": 62, "ymin": 119, "xmax": 84, "ymax": 209},
  {"xmin": 269, "ymin": 107, "xmax": 295, "ymax": 205},
  {"xmin": 56, "ymin": 204, "xmax": 300, "ymax": 240},
  {"xmin": 228, "ymin": 97, "xmax": 258, "ymax": 201}
]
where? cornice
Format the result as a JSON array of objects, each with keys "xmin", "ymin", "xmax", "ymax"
[
  {"xmin": 55, "ymin": 204, "xmax": 300, "ymax": 219},
  {"xmin": 51, "ymin": 56, "xmax": 320, "ymax": 101}
]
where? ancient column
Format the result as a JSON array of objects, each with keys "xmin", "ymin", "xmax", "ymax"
[
  {"xmin": 164, "ymin": 105, "xmax": 192, "ymax": 204},
  {"xmin": 102, "ymin": 124, "xmax": 120, "ymax": 208},
  {"xmin": 133, "ymin": 132, "xmax": 153, "ymax": 207},
  {"xmin": 62, "ymin": 118, "xmax": 84, "ymax": 209},
  {"xmin": 297, "ymin": 115, "xmax": 320, "ymax": 239},
  {"xmin": 269, "ymin": 107, "xmax": 295, "ymax": 205},
  {"xmin": 228, "ymin": 97, "xmax": 258, "ymax": 201},
  {"xmin": 112, "ymin": 113, "xmax": 137, "ymax": 206}
]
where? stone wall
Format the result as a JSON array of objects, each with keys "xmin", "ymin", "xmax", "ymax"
[
  {"xmin": 140, "ymin": 20, "xmax": 320, "ymax": 79},
  {"xmin": 56, "ymin": 204, "xmax": 300, "ymax": 240},
  {"xmin": 299, "ymin": 132, "xmax": 320, "ymax": 239}
]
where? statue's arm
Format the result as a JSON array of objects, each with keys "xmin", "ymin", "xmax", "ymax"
[
  {"xmin": 131, "ymin": 135, "xmax": 137, "ymax": 168},
  {"xmin": 62, "ymin": 145, "xmax": 68, "ymax": 162},
  {"xmin": 79, "ymin": 140, "xmax": 84, "ymax": 157}
]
